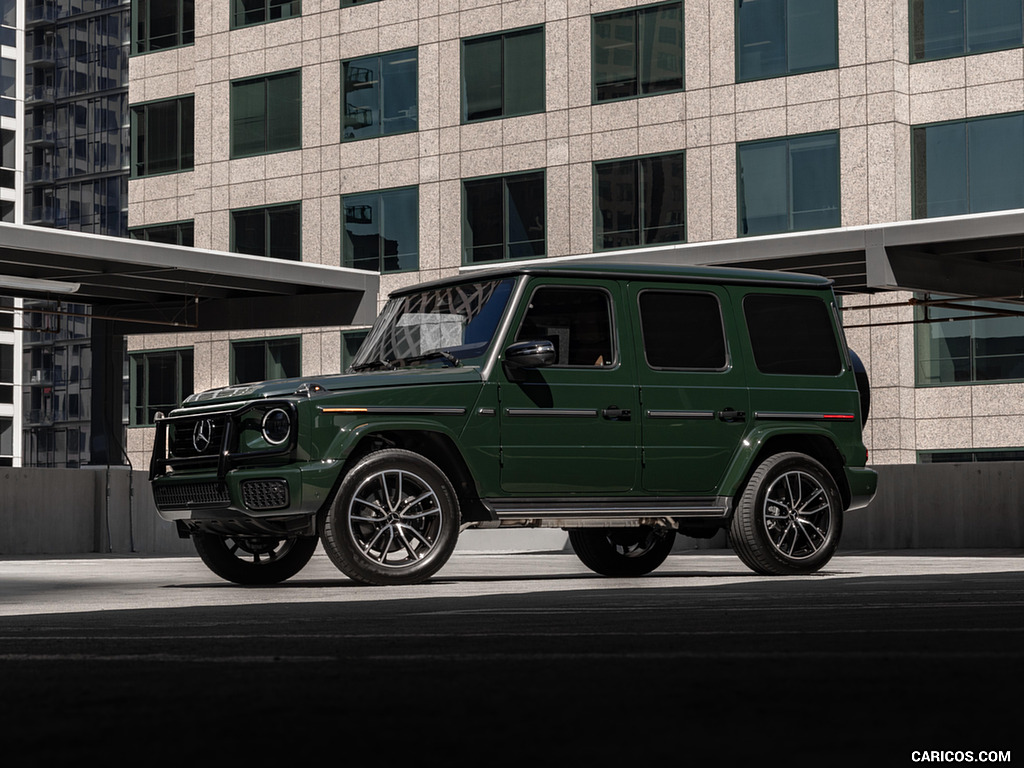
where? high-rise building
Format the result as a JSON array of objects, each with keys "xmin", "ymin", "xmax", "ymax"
[
  {"xmin": 20, "ymin": 0, "xmax": 130, "ymax": 467},
  {"xmin": 1, "ymin": 0, "xmax": 22, "ymax": 466}
]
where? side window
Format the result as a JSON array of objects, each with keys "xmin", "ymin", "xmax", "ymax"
[
  {"xmin": 743, "ymin": 294, "xmax": 842, "ymax": 375},
  {"xmin": 639, "ymin": 291, "xmax": 726, "ymax": 370},
  {"xmin": 515, "ymin": 287, "xmax": 614, "ymax": 367}
]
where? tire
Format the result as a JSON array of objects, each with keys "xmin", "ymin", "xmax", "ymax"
[
  {"xmin": 729, "ymin": 452, "xmax": 843, "ymax": 575},
  {"xmin": 568, "ymin": 526, "xmax": 674, "ymax": 577},
  {"xmin": 192, "ymin": 532, "xmax": 318, "ymax": 585},
  {"xmin": 321, "ymin": 449, "xmax": 461, "ymax": 586}
]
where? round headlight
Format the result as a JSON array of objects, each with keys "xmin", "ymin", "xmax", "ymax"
[{"xmin": 261, "ymin": 408, "xmax": 291, "ymax": 446}]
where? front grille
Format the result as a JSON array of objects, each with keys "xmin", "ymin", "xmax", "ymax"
[
  {"xmin": 154, "ymin": 482, "xmax": 230, "ymax": 509},
  {"xmin": 168, "ymin": 416, "xmax": 228, "ymax": 458},
  {"xmin": 241, "ymin": 479, "xmax": 290, "ymax": 511}
]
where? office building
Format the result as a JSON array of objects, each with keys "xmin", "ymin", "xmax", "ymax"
[
  {"xmin": 19, "ymin": 0, "xmax": 129, "ymax": 467},
  {"xmin": 114, "ymin": 0, "xmax": 1024, "ymax": 468},
  {"xmin": 2, "ymin": 0, "xmax": 21, "ymax": 466}
]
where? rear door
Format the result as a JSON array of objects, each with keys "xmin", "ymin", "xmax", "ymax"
[
  {"xmin": 629, "ymin": 282, "xmax": 749, "ymax": 494},
  {"xmin": 498, "ymin": 279, "xmax": 639, "ymax": 494}
]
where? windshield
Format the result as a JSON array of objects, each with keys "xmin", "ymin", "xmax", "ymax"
[{"xmin": 350, "ymin": 277, "xmax": 516, "ymax": 370}]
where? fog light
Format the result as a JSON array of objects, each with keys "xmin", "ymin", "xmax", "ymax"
[{"xmin": 261, "ymin": 408, "xmax": 291, "ymax": 445}]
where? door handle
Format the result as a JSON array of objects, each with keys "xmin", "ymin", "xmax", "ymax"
[
  {"xmin": 602, "ymin": 406, "xmax": 632, "ymax": 421},
  {"xmin": 717, "ymin": 408, "xmax": 746, "ymax": 423}
]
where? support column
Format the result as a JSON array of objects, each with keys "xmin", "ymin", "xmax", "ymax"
[{"xmin": 89, "ymin": 317, "xmax": 126, "ymax": 466}]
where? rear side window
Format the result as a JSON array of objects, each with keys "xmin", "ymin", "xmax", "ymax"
[
  {"xmin": 639, "ymin": 291, "xmax": 727, "ymax": 370},
  {"xmin": 743, "ymin": 294, "xmax": 842, "ymax": 375}
]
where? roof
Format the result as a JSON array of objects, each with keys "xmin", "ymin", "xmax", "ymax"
[
  {"xmin": 395, "ymin": 259, "xmax": 832, "ymax": 297},
  {"xmin": 0, "ymin": 223, "xmax": 379, "ymax": 333}
]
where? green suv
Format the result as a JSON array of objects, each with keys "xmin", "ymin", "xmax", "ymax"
[{"xmin": 150, "ymin": 262, "xmax": 876, "ymax": 585}]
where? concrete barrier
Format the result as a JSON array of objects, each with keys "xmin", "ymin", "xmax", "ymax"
[
  {"xmin": 0, "ymin": 462, "xmax": 1022, "ymax": 555},
  {"xmin": 0, "ymin": 466, "xmax": 192, "ymax": 556},
  {"xmin": 842, "ymin": 462, "xmax": 1024, "ymax": 549}
]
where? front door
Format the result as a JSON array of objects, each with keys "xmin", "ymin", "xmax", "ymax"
[{"xmin": 498, "ymin": 281, "xmax": 639, "ymax": 494}]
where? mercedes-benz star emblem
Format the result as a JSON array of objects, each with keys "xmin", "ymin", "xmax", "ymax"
[{"xmin": 191, "ymin": 419, "xmax": 214, "ymax": 453}]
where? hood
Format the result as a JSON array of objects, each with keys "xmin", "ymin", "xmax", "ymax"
[{"xmin": 178, "ymin": 366, "xmax": 484, "ymax": 409}]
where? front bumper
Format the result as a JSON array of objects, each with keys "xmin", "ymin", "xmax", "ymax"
[{"xmin": 152, "ymin": 460, "xmax": 344, "ymax": 527}]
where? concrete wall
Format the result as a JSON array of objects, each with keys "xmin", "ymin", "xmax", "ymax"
[
  {"xmin": 841, "ymin": 463, "xmax": 1024, "ymax": 550},
  {"xmin": 0, "ymin": 466, "xmax": 192, "ymax": 556},
  {"xmin": 1, "ymin": 463, "xmax": 1022, "ymax": 555}
]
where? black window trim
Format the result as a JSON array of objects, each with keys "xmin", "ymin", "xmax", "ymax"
[
  {"xmin": 460, "ymin": 24, "xmax": 546, "ymax": 124},
  {"xmin": 741, "ymin": 291, "xmax": 844, "ymax": 378},
  {"xmin": 591, "ymin": 0, "xmax": 686, "ymax": 104},
  {"xmin": 636, "ymin": 288, "xmax": 731, "ymax": 373},
  {"xmin": 513, "ymin": 282, "xmax": 620, "ymax": 370}
]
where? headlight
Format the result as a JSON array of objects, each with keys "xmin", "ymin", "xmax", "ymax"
[{"xmin": 261, "ymin": 408, "xmax": 292, "ymax": 446}]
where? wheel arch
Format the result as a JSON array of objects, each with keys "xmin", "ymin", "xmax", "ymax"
[
  {"xmin": 326, "ymin": 428, "xmax": 489, "ymax": 523},
  {"xmin": 724, "ymin": 430, "xmax": 852, "ymax": 513}
]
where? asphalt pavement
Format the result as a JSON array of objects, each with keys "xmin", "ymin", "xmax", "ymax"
[{"xmin": 1, "ymin": 548, "xmax": 1021, "ymax": 766}]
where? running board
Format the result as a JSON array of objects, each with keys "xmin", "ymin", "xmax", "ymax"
[{"xmin": 482, "ymin": 497, "xmax": 731, "ymax": 524}]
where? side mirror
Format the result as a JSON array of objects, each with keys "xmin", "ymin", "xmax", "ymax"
[{"xmin": 504, "ymin": 340, "xmax": 556, "ymax": 369}]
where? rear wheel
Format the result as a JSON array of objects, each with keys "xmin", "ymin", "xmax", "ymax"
[
  {"xmin": 321, "ymin": 449, "xmax": 461, "ymax": 585},
  {"xmin": 568, "ymin": 526, "xmax": 674, "ymax": 577},
  {"xmin": 729, "ymin": 452, "xmax": 843, "ymax": 575},
  {"xmin": 192, "ymin": 532, "xmax": 318, "ymax": 584}
]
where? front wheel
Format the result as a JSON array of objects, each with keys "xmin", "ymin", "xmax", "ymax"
[
  {"xmin": 729, "ymin": 452, "xmax": 843, "ymax": 575},
  {"xmin": 192, "ymin": 532, "xmax": 318, "ymax": 585},
  {"xmin": 568, "ymin": 526, "xmax": 674, "ymax": 577},
  {"xmin": 321, "ymin": 449, "xmax": 461, "ymax": 585}
]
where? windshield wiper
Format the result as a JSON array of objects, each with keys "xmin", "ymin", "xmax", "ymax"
[
  {"xmin": 394, "ymin": 349, "xmax": 462, "ymax": 368},
  {"xmin": 350, "ymin": 357, "xmax": 398, "ymax": 372}
]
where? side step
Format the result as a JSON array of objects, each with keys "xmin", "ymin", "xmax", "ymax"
[{"xmin": 481, "ymin": 496, "xmax": 731, "ymax": 528}]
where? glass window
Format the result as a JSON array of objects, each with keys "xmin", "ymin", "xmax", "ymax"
[
  {"xmin": 130, "ymin": 348, "xmax": 194, "ymax": 426},
  {"xmin": 133, "ymin": 0, "xmax": 195, "ymax": 54},
  {"xmin": 462, "ymin": 26, "xmax": 544, "ymax": 122},
  {"xmin": 0, "ymin": 418, "xmax": 12, "ymax": 465},
  {"xmin": 595, "ymin": 152, "xmax": 685, "ymax": 250},
  {"xmin": 919, "ymin": 448, "xmax": 1024, "ymax": 463},
  {"xmin": 341, "ymin": 0, "xmax": 381, "ymax": 6},
  {"xmin": 1, "ymin": 128, "xmax": 13, "ymax": 189},
  {"xmin": 342, "ymin": 49, "xmax": 417, "ymax": 140},
  {"xmin": 913, "ymin": 113, "xmax": 1024, "ymax": 218},
  {"xmin": 1, "ymin": 57, "xmax": 13, "ymax": 98},
  {"xmin": 353, "ymin": 278, "xmax": 516, "ymax": 369},
  {"xmin": 639, "ymin": 291, "xmax": 726, "ymax": 369},
  {"xmin": 231, "ymin": 337, "xmax": 300, "ymax": 384},
  {"xmin": 341, "ymin": 328, "xmax": 370, "ymax": 371},
  {"xmin": 743, "ymin": 294, "xmax": 842, "ymax": 375},
  {"xmin": 737, "ymin": 131, "xmax": 840, "ymax": 236},
  {"xmin": 592, "ymin": 2, "xmax": 683, "ymax": 102},
  {"xmin": 916, "ymin": 296, "xmax": 1024, "ymax": 385},
  {"xmin": 130, "ymin": 96, "xmax": 194, "ymax": 177},
  {"xmin": 735, "ymin": 0, "xmax": 837, "ymax": 81},
  {"xmin": 232, "ymin": 0, "xmax": 300, "ymax": 29},
  {"xmin": 0, "ymin": 344, "xmax": 12, "ymax": 404},
  {"xmin": 342, "ymin": 187, "xmax": 418, "ymax": 272},
  {"xmin": 1, "ymin": 200, "xmax": 13, "ymax": 222},
  {"xmin": 230, "ymin": 70, "xmax": 301, "ymax": 158},
  {"xmin": 515, "ymin": 287, "xmax": 615, "ymax": 367},
  {"xmin": 129, "ymin": 220, "xmax": 195, "ymax": 246},
  {"xmin": 463, "ymin": 171, "xmax": 546, "ymax": 264},
  {"xmin": 911, "ymin": 0, "xmax": 1023, "ymax": 62},
  {"xmin": 231, "ymin": 202, "xmax": 301, "ymax": 260}
]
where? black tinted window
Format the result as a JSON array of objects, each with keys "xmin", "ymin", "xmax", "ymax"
[
  {"xmin": 639, "ymin": 291, "xmax": 726, "ymax": 369},
  {"xmin": 516, "ymin": 287, "xmax": 614, "ymax": 366},
  {"xmin": 744, "ymin": 294, "xmax": 841, "ymax": 375}
]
